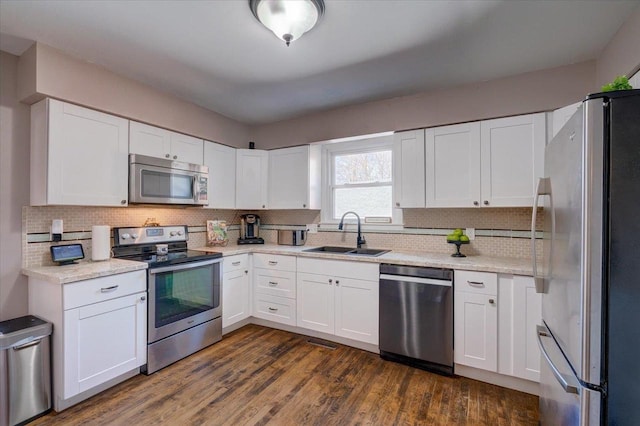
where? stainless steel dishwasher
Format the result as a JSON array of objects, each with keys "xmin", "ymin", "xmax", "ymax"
[{"xmin": 379, "ymin": 264, "xmax": 454, "ymax": 375}]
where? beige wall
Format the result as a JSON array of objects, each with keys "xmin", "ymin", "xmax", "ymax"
[
  {"xmin": 596, "ymin": 6, "xmax": 640, "ymax": 87},
  {"xmin": 0, "ymin": 51, "xmax": 30, "ymax": 320},
  {"xmin": 248, "ymin": 61, "xmax": 596, "ymax": 149},
  {"xmin": 17, "ymin": 43, "xmax": 250, "ymax": 148}
]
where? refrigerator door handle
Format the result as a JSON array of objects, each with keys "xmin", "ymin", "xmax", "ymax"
[
  {"xmin": 537, "ymin": 324, "xmax": 579, "ymax": 395},
  {"xmin": 532, "ymin": 177, "xmax": 553, "ymax": 293}
]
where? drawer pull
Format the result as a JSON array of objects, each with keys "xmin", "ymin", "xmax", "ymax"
[
  {"xmin": 232, "ymin": 261, "xmax": 241, "ymax": 266},
  {"xmin": 467, "ymin": 281, "xmax": 485, "ymax": 287},
  {"xmin": 100, "ymin": 285, "xmax": 119, "ymax": 292},
  {"xmin": 268, "ymin": 261, "xmax": 278, "ymax": 265},
  {"xmin": 268, "ymin": 307, "xmax": 278, "ymax": 312},
  {"xmin": 489, "ymin": 298, "xmax": 496, "ymax": 305},
  {"xmin": 268, "ymin": 281, "xmax": 278, "ymax": 286}
]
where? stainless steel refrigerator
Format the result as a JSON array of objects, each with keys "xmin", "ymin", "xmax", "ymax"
[{"xmin": 532, "ymin": 89, "xmax": 640, "ymax": 425}]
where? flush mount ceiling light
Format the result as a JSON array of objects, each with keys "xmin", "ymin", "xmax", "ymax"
[{"xmin": 249, "ymin": 0, "xmax": 325, "ymax": 47}]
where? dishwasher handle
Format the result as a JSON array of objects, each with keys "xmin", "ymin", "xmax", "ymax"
[{"xmin": 380, "ymin": 274, "xmax": 452, "ymax": 287}]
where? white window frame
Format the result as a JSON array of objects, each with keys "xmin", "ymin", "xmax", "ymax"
[{"xmin": 320, "ymin": 134, "xmax": 402, "ymax": 227}]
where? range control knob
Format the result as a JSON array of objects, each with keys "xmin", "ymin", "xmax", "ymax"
[
  {"xmin": 121, "ymin": 233, "xmax": 131, "ymax": 240},
  {"xmin": 177, "ymin": 230, "xmax": 184, "ymax": 236},
  {"xmin": 170, "ymin": 231, "xmax": 177, "ymax": 237},
  {"xmin": 131, "ymin": 234, "xmax": 139, "ymax": 239}
]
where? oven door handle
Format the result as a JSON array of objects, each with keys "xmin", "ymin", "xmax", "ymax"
[{"xmin": 148, "ymin": 258, "xmax": 221, "ymax": 274}]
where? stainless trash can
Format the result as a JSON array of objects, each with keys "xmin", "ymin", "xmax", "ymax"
[{"xmin": 0, "ymin": 315, "xmax": 52, "ymax": 426}]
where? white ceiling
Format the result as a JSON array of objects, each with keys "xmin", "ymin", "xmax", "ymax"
[{"xmin": 0, "ymin": 0, "xmax": 637, "ymax": 125}]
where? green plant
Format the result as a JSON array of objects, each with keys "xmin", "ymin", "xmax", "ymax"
[{"xmin": 601, "ymin": 75, "xmax": 633, "ymax": 92}]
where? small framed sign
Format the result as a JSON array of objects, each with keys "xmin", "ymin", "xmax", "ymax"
[{"xmin": 50, "ymin": 244, "xmax": 85, "ymax": 265}]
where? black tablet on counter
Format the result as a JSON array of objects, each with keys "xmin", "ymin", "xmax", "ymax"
[{"xmin": 50, "ymin": 244, "xmax": 84, "ymax": 265}]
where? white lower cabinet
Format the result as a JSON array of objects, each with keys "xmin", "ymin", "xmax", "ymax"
[
  {"xmin": 454, "ymin": 270, "xmax": 542, "ymax": 383},
  {"xmin": 498, "ymin": 275, "xmax": 542, "ymax": 382},
  {"xmin": 222, "ymin": 254, "xmax": 250, "ymax": 329},
  {"xmin": 252, "ymin": 254, "xmax": 297, "ymax": 326},
  {"xmin": 63, "ymin": 291, "xmax": 146, "ymax": 398},
  {"xmin": 454, "ymin": 270, "xmax": 498, "ymax": 371},
  {"xmin": 28, "ymin": 270, "xmax": 147, "ymax": 411},
  {"xmin": 296, "ymin": 258, "xmax": 378, "ymax": 345}
]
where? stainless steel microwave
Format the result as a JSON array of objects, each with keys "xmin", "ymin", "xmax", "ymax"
[{"xmin": 129, "ymin": 154, "xmax": 208, "ymax": 206}]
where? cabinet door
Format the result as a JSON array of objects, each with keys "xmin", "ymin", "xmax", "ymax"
[
  {"xmin": 45, "ymin": 99, "xmax": 129, "ymax": 206},
  {"xmin": 63, "ymin": 292, "xmax": 146, "ymax": 398},
  {"xmin": 236, "ymin": 149, "xmax": 269, "ymax": 209},
  {"xmin": 454, "ymin": 291, "xmax": 497, "ymax": 371},
  {"xmin": 129, "ymin": 121, "xmax": 171, "ymax": 160},
  {"xmin": 296, "ymin": 272, "xmax": 334, "ymax": 334},
  {"xmin": 169, "ymin": 131, "xmax": 203, "ymax": 164},
  {"xmin": 392, "ymin": 130, "xmax": 425, "ymax": 208},
  {"xmin": 425, "ymin": 122, "xmax": 481, "ymax": 207},
  {"xmin": 480, "ymin": 113, "xmax": 545, "ymax": 207},
  {"xmin": 334, "ymin": 277, "xmax": 378, "ymax": 345},
  {"xmin": 203, "ymin": 141, "xmax": 236, "ymax": 209},
  {"xmin": 222, "ymin": 268, "xmax": 250, "ymax": 328},
  {"xmin": 512, "ymin": 276, "xmax": 542, "ymax": 381},
  {"xmin": 268, "ymin": 146, "xmax": 310, "ymax": 209}
]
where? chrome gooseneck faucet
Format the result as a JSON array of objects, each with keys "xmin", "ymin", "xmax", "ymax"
[{"xmin": 338, "ymin": 211, "xmax": 366, "ymax": 248}]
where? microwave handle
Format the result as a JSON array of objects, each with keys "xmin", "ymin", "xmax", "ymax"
[{"xmin": 192, "ymin": 176, "xmax": 198, "ymax": 203}]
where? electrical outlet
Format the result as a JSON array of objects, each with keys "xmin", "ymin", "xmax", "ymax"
[
  {"xmin": 465, "ymin": 227, "xmax": 475, "ymax": 240},
  {"xmin": 306, "ymin": 224, "xmax": 318, "ymax": 234}
]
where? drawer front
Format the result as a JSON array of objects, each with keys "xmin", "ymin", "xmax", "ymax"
[
  {"xmin": 297, "ymin": 257, "xmax": 379, "ymax": 281},
  {"xmin": 254, "ymin": 268, "xmax": 296, "ymax": 299},
  {"xmin": 455, "ymin": 270, "xmax": 498, "ymax": 295},
  {"xmin": 64, "ymin": 270, "xmax": 147, "ymax": 310},
  {"xmin": 254, "ymin": 294, "xmax": 296, "ymax": 326},
  {"xmin": 252, "ymin": 253, "xmax": 296, "ymax": 272},
  {"xmin": 223, "ymin": 254, "xmax": 249, "ymax": 273}
]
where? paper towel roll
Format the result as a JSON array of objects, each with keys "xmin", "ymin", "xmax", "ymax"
[{"xmin": 92, "ymin": 225, "xmax": 111, "ymax": 261}]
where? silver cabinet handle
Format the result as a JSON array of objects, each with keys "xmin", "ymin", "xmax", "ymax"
[
  {"xmin": 101, "ymin": 285, "xmax": 119, "ymax": 292},
  {"xmin": 140, "ymin": 296, "xmax": 146, "ymax": 301},
  {"xmin": 173, "ymin": 155, "xmax": 178, "ymax": 160},
  {"xmin": 268, "ymin": 307, "xmax": 278, "ymax": 312},
  {"xmin": 473, "ymin": 201, "xmax": 479, "ymax": 206},
  {"xmin": 13, "ymin": 339, "xmax": 42, "ymax": 351},
  {"xmin": 537, "ymin": 325, "xmax": 579, "ymax": 394},
  {"xmin": 268, "ymin": 281, "xmax": 278, "ymax": 286},
  {"xmin": 303, "ymin": 204, "xmax": 306, "ymax": 208},
  {"xmin": 268, "ymin": 261, "xmax": 278, "ymax": 265},
  {"xmin": 336, "ymin": 280, "xmax": 340, "ymax": 286},
  {"xmin": 328, "ymin": 279, "xmax": 333, "ymax": 284},
  {"xmin": 165, "ymin": 154, "xmax": 170, "ymax": 158},
  {"xmin": 232, "ymin": 261, "xmax": 241, "ymax": 266},
  {"xmin": 245, "ymin": 270, "xmax": 248, "ymax": 274},
  {"xmin": 483, "ymin": 200, "xmax": 489, "ymax": 206},
  {"xmin": 489, "ymin": 298, "xmax": 495, "ymax": 304},
  {"xmin": 467, "ymin": 281, "xmax": 484, "ymax": 287},
  {"xmin": 396, "ymin": 202, "xmax": 400, "ymax": 207},
  {"xmin": 121, "ymin": 199, "xmax": 127, "ymax": 205}
]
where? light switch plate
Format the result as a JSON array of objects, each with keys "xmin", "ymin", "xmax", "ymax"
[
  {"xmin": 465, "ymin": 228, "xmax": 475, "ymax": 240},
  {"xmin": 306, "ymin": 224, "xmax": 318, "ymax": 234}
]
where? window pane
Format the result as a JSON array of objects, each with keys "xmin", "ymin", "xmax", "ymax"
[
  {"xmin": 334, "ymin": 151, "xmax": 392, "ymax": 185},
  {"xmin": 334, "ymin": 186, "xmax": 392, "ymax": 219}
]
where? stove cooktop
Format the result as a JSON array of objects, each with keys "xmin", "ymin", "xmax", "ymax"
[{"xmin": 116, "ymin": 250, "xmax": 222, "ymax": 267}]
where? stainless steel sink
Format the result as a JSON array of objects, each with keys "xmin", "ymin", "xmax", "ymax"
[{"xmin": 303, "ymin": 246, "xmax": 390, "ymax": 257}]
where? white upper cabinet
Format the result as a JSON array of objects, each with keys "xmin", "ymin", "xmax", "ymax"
[
  {"xmin": 425, "ymin": 122, "xmax": 481, "ymax": 207},
  {"xmin": 550, "ymin": 102, "xmax": 581, "ymax": 140},
  {"xmin": 129, "ymin": 121, "xmax": 203, "ymax": 164},
  {"xmin": 203, "ymin": 141, "xmax": 236, "ymax": 209},
  {"xmin": 236, "ymin": 149, "xmax": 269, "ymax": 209},
  {"xmin": 393, "ymin": 130, "xmax": 426, "ymax": 208},
  {"xmin": 30, "ymin": 98, "xmax": 129, "ymax": 207},
  {"xmin": 480, "ymin": 113, "xmax": 545, "ymax": 207},
  {"xmin": 268, "ymin": 145, "xmax": 321, "ymax": 210}
]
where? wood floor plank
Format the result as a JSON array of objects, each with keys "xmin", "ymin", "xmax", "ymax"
[{"xmin": 31, "ymin": 325, "xmax": 538, "ymax": 426}]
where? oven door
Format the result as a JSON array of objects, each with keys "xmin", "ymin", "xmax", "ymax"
[
  {"xmin": 147, "ymin": 258, "xmax": 221, "ymax": 343},
  {"xmin": 130, "ymin": 163, "xmax": 208, "ymax": 205}
]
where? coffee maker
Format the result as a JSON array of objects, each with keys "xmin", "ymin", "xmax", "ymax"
[{"xmin": 238, "ymin": 214, "xmax": 264, "ymax": 245}]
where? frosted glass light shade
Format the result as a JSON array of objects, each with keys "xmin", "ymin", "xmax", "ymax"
[{"xmin": 250, "ymin": 0, "xmax": 325, "ymax": 46}]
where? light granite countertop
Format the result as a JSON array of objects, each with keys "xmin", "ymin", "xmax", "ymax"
[
  {"xmin": 22, "ymin": 259, "xmax": 148, "ymax": 284},
  {"xmin": 194, "ymin": 244, "xmax": 534, "ymax": 276},
  {"xmin": 21, "ymin": 244, "xmax": 533, "ymax": 284}
]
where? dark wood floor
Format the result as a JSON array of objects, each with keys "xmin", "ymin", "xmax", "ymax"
[{"xmin": 33, "ymin": 325, "xmax": 538, "ymax": 425}]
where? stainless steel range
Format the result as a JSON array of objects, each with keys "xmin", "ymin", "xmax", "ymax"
[{"xmin": 112, "ymin": 225, "xmax": 222, "ymax": 374}]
